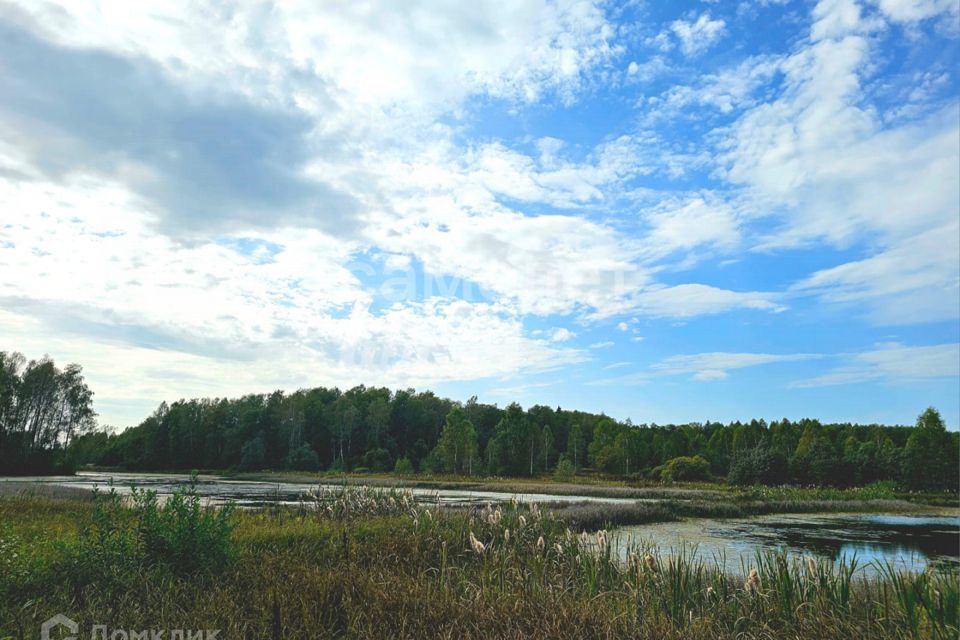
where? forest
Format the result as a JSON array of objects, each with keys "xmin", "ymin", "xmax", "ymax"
[{"xmin": 2, "ymin": 351, "xmax": 958, "ymax": 490}]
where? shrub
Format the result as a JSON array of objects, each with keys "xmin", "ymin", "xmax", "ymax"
[
  {"xmin": 659, "ymin": 455, "xmax": 711, "ymax": 482},
  {"xmin": 554, "ymin": 458, "xmax": 576, "ymax": 483},
  {"xmin": 239, "ymin": 436, "xmax": 266, "ymax": 471},
  {"xmin": 72, "ymin": 481, "xmax": 236, "ymax": 579},
  {"xmin": 394, "ymin": 457, "xmax": 415, "ymax": 476},
  {"xmin": 286, "ymin": 444, "xmax": 320, "ymax": 471},
  {"xmin": 729, "ymin": 447, "xmax": 789, "ymax": 486},
  {"xmin": 362, "ymin": 447, "xmax": 393, "ymax": 472}
]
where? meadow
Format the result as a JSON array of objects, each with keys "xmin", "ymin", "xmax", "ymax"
[{"xmin": 0, "ymin": 483, "xmax": 956, "ymax": 640}]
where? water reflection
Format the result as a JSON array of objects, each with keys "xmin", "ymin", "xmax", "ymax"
[
  {"xmin": 1, "ymin": 471, "xmax": 638, "ymax": 508},
  {"xmin": 614, "ymin": 513, "xmax": 960, "ymax": 574}
]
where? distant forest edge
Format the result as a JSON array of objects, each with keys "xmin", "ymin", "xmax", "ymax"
[{"xmin": 1, "ymin": 351, "xmax": 957, "ymax": 491}]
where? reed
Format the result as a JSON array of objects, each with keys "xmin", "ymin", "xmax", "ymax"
[{"xmin": 0, "ymin": 492, "xmax": 955, "ymax": 640}]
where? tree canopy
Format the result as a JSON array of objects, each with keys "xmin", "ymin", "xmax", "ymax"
[{"xmin": 3, "ymin": 351, "xmax": 956, "ymax": 490}]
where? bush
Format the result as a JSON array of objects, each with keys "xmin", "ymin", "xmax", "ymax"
[
  {"xmin": 239, "ymin": 436, "xmax": 266, "ymax": 471},
  {"xmin": 394, "ymin": 457, "xmax": 415, "ymax": 476},
  {"xmin": 73, "ymin": 481, "xmax": 236, "ymax": 579},
  {"xmin": 553, "ymin": 458, "xmax": 576, "ymax": 483},
  {"xmin": 659, "ymin": 455, "xmax": 711, "ymax": 482},
  {"xmin": 286, "ymin": 444, "xmax": 320, "ymax": 471},
  {"xmin": 362, "ymin": 447, "xmax": 393, "ymax": 472},
  {"xmin": 729, "ymin": 447, "xmax": 789, "ymax": 486},
  {"xmin": 129, "ymin": 484, "xmax": 236, "ymax": 574}
]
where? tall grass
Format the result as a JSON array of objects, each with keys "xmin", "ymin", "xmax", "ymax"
[{"xmin": 0, "ymin": 492, "xmax": 955, "ymax": 639}]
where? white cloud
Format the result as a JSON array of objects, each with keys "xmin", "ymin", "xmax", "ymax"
[
  {"xmin": 654, "ymin": 351, "xmax": 822, "ymax": 380},
  {"xmin": 714, "ymin": 0, "xmax": 959, "ymax": 326},
  {"xmin": 590, "ymin": 341, "xmax": 615, "ymax": 349},
  {"xmin": 0, "ymin": 176, "xmax": 585, "ymax": 425},
  {"xmin": 638, "ymin": 195, "xmax": 741, "ymax": 261},
  {"xmin": 791, "ymin": 343, "xmax": 960, "ymax": 387},
  {"xmin": 693, "ymin": 369, "xmax": 728, "ymax": 381},
  {"xmin": 670, "ymin": 13, "xmax": 727, "ymax": 55},
  {"xmin": 550, "ymin": 327, "xmax": 576, "ymax": 342},
  {"xmin": 792, "ymin": 220, "xmax": 960, "ymax": 324},
  {"xmin": 622, "ymin": 284, "xmax": 785, "ymax": 318},
  {"xmin": 871, "ymin": 0, "xmax": 959, "ymax": 24},
  {"xmin": 590, "ymin": 350, "xmax": 821, "ymax": 386}
]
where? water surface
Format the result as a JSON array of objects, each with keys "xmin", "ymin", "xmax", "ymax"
[
  {"xmin": 613, "ymin": 513, "xmax": 960, "ymax": 574},
  {"xmin": 1, "ymin": 471, "xmax": 639, "ymax": 508}
]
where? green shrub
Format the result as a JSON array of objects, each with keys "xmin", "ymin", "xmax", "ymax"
[
  {"xmin": 729, "ymin": 447, "xmax": 789, "ymax": 486},
  {"xmin": 394, "ymin": 457, "xmax": 415, "ymax": 476},
  {"xmin": 73, "ymin": 481, "xmax": 236, "ymax": 579},
  {"xmin": 553, "ymin": 458, "xmax": 575, "ymax": 483},
  {"xmin": 286, "ymin": 444, "xmax": 320, "ymax": 471},
  {"xmin": 129, "ymin": 484, "xmax": 236, "ymax": 574},
  {"xmin": 659, "ymin": 455, "xmax": 711, "ymax": 482},
  {"xmin": 239, "ymin": 436, "xmax": 266, "ymax": 471},
  {"xmin": 362, "ymin": 447, "xmax": 393, "ymax": 472}
]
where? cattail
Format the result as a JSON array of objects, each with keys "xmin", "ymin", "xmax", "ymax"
[
  {"xmin": 706, "ymin": 586, "xmax": 714, "ymax": 597},
  {"xmin": 504, "ymin": 528, "xmax": 510, "ymax": 544},
  {"xmin": 555, "ymin": 543, "xmax": 564, "ymax": 556},
  {"xmin": 806, "ymin": 557, "xmax": 818, "ymax": 576},
  {"xmin": 644, "ymin": 554, "xmax": 658, "ymax": 573},
  {"xmin": 518, "ymin": 515, "xmax": 527, "ymax": 527},
  {"xmin": 469, "ymin": 531, "xmax": 485, "ymax": 554},
  {"xmin": 745, "ymin": 568, "xmax": 761, "ymax": 592},
  {"xmin": 537, "ymin": 536, "xmax": 545, "ymax": 550}
]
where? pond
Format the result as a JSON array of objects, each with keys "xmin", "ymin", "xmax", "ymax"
[
  {"xmin": 0, "ymin": 471, "xmax": 640, "ymax": 508},
  {"xmin": 5, "ymin": 472, "xmax": 956, "ymax": 575},
  {"xmin": 612, "ymin": 513, "xmax": 960, "ymax": 575}
]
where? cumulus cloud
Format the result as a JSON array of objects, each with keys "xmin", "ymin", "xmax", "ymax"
[{"xmin": 670, "ymin": 13, "xmax": 727, "ymax": 55}]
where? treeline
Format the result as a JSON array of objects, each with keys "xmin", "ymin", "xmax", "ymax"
[
  {"xmin": 65, "ymin": 378, "xmax": 959, "ymax": 490},
  {"xmin": 0, "ymin": 351, "xmax": 96, "ymax": 474}
]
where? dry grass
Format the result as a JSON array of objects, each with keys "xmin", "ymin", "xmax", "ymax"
[{"xmin": 1, "ymin": 490, "xmax": 955, "ymax": 640}]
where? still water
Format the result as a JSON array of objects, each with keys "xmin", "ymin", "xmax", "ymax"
[
  {"xmin": 612, "ymin": 513, "xmax": 960, "ymax": 574},
  {"xmin": 0, "ymin": 471, "xmax": 639, "ymax": 507},
  {"xmin": 4, "ymin": 472, "xmax": 956, "ymax": 574}
]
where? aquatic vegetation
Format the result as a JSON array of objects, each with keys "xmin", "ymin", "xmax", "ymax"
[{"xmin": 0, "ymin": 492, "xmax": 956, "ymax": 639}]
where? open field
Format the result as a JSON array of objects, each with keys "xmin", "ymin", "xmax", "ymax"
[{"xmin": 1, "ymin": 484, "xmax": 956, "ymax": 640}]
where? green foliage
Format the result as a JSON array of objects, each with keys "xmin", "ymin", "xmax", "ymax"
[
  {"xmin": 658, "ymin": 455, "xmax": 711, "ymax": 482},
  {"xmin": 437, "ymin": 408, "xmax": 478, "ymax": 474},
  {"xmin": 0, "ymin": 351, "xmax": 95, "ymax": 475},
  {"xmin": 902, "ymin": 407, "xmax": 958, "ymax": 491},
  {"xmin": 729, "ymin": 447, "xmax": 789, "ymax": 486},
  {"xmin": 393, "ymin": 456, "xmax": 415, "ymax": 476},
  {"xmin": 240, "ymin": 436, "xmax": 266, "ymax": 471},
  {"xmin": 286, "ymin": 443, "xmax": 320, "ymax": 471},
  {"xmin": 73, "ymin": 482, "xmax": 236, "ymax": 579},
  {"xmin": 3, "ymin": 493, "xmax": 957, "ymax": 640},
  {"xmin": 52, "ymin": 354, "xmax": 954, "ymax": 491},
  {"xmin": 362, "ymin": 447, "xmax": 393, "ymax": 472},
  {"xmin": 553, "ymin": 457, "xmax": 575, "ymax": 483}
]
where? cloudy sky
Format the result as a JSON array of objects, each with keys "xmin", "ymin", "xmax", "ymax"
[{"xmin": 1, "ymin": 0, "xmax": 958, "ymax": 429}]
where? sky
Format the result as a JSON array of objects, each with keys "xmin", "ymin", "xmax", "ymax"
[{"xmin": 0, "ymin": 0, "xmax": 958, "ymax": 430}]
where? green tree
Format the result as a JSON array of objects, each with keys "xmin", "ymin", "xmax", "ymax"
[
  {"xmin": 567, "ymin": 422, "xmax": 585, "ymax": 468},
  {"xmin": 437, "ymin": 407, "xmax": 478, "ymax": 474},
  {"xmin": 902, "ymin": 407, "xmax": 958, "ymax": 491}
]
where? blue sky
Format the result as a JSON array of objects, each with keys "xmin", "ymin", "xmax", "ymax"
[{"xmin": 0, "ymin": 0, "xmax": 957, "ymax": 428}]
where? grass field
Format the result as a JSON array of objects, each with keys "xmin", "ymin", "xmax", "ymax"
[{"xmin": 1, "ymin": 483, "xmax": 956, "ymax": 640}]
